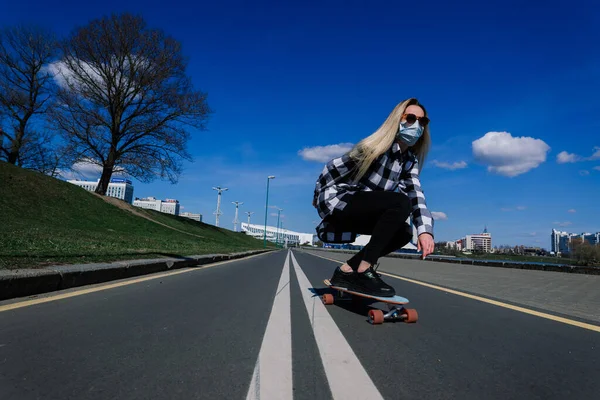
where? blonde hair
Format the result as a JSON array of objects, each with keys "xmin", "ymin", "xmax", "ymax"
[{"xmin": 348, "ymin": 98, "xmax": 431, "ymax": 182}]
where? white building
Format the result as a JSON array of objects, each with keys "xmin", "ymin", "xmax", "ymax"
[
  {"xmin": 463, "ymin": 233, "xmax": 492, "ymax": 252},
  {"xmin": 551, "ymin": 229, "xmax": 574, "ymax": 255},
  {"xmin": 451, "ymin": 227, "xmax": 492, "ymax": 253},
  {"xmin": 445, "ymin": 240, "xmax": 463, "ymax": 251},
  {"xmin": 133, "ymin": 197, "xmax": 180, "ymax": 216},
  {"xmin": 180, "ymin": 212, "xmax": 202, "ymax": 222},
  {"xmin": 161, "ymin": 199, "xmax": 180, "ymax": 215},
  {"xmin": 241, "ymin": 222, "xmax": 314, "ymax": 246},
  {"xmin": 552, "ymin": 229, "xmax": 600, "ymax": 255},
  {"xmin": 132, "ymin": 196, "xmax": 161, "ymax": 211},
  {"xmin": 67, "ymin": 178, "xmax": 134, "ymax": 203}
]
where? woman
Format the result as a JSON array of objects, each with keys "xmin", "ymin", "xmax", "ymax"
[{"xmin": 312, "ymin": 98, "xmax": 435, "ymax": 297}]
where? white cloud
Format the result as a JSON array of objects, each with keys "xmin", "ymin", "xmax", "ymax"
[
  {"xmin": 568, "ymin": 209, "xmax": 576, "ymax": 213},
  {"xmin": 47, "ymin": 60, "xmax": 104, "ymax": 93},
  {"xmin": 500, "ymin": 206, "xmax": 526, "ymax": 212},
  {"xmin": 71, "ymin": 159, "xmax": 102, "ymax": 178},
  {"xmin": 556, "ymin": 147, "xmax": 600, "ymax": 163},
  {"xmin": 580, "ymin": 170, "xmax": 590, "ymax": 176},
  {"xmin": 431, "ymin": 211, "xmax": 448, "ymax": 220},
  {"xmin": 56, "ymin": 170, "xmax": 79, "ymax": 180},
  {"xmin": 472, "ymin": 131, "xmax": 550, "ymax": 177},
  {"xmin": 553, "ymin": 221, "xmax": 572, "ymax": 227},
  {"xmin": 556, "ymin": 151, "xmax": 581, "ymax": 163},
  {"xmin": 47, "ymin": 57, "xmax": 142, "ymax": 100},
  {"xmin": 58, "ymin": 157, "xmax": 127, "ymax": 181},
  {"xmin": 594, "ymin": 166, "xmax": 600, "ymax": 171},
  {"xmin": 431, "ymin": 160, "xmax": 468, "ymax": 170},
  {"xmin": 518, "ymin": 232, "xmax": 537, "ymax": 237},
  {"xmin": 298, "ymin": 143, "xmax": 354, "ymax": 162}
]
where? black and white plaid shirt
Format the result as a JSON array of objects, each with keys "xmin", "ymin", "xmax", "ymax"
[{"xmin": 313, "ymin": 142, "xmax": 434, "ymax": 243}]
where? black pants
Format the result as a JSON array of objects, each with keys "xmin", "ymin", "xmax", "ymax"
[{"xmin": 328, "ymin": 191, "xmax": 413, "ymax": 271}]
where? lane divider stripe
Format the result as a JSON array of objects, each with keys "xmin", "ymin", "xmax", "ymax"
[
  {"xmin": 290, "ymin": 251, "xmax": 384, "ymax": 399},
  {"xmin": 246, "ymin": 251, "xmax": 293, "ymax": 399}
]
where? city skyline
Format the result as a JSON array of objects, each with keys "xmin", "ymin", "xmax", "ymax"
[{"xmin": 551, "ymin": 228, "xmax": 600, "ymax": 255}]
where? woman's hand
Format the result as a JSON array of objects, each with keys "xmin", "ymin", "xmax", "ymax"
[{"xmin": 417, "ymin": 233, "xmax": 435, "ymax": 259}]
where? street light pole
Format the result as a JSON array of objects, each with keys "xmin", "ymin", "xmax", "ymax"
[
  {"xmin": 246, "ymin": 211, "xmax": 254, "ymax": 225},
  {"xmin": 276, "ymin": 207, "xmax": 283, "ymax": 247},
  {"xmin": 263, "ymin": 176, "xmax": 275, "ymax": 248},
  {"xmin": 212, "ymin": 186, "xmax": 228, "ymax": 227},
  {"xmin": 232, "ymin": 201, "xmax": 243, "ymax": 232}
]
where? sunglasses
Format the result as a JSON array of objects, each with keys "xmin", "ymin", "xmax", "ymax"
[{"xmin": 402, "ymin": 113, "xmax": 430, "ymax": 127}]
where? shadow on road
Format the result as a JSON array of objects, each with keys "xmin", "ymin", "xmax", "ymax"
[{"xmin": 308, "ymin": 287, "xmax": 392, "ymax": 322}]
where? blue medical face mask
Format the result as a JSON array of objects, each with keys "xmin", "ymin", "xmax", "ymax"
[{"xmin": 397, "ymin": 120, "xmax": 424, "ymax": 146}]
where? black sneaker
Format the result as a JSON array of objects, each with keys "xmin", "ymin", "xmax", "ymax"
[
  {"xmin": 353, "ymin": 266, "xmax": 396, "ymax": 297},
  {"xmin": 329, "ymin": 266, "xmax": 356, "ymax": 289}
]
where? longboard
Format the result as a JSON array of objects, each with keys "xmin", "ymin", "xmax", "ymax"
[
  {"xmin": 322, "ymin": 279, "xmax": 418, "ymax": 325},
  {"xmin": 323, "ymin": 279, "xmax": 409, "ymax": 304}
]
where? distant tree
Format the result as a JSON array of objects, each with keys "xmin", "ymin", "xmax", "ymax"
[
  {"xmin": 48, "ymin": 13, "xmax": 211, "ymax": 195},
  {"xmin": 570, "ymin": 241, "xmax": 600, "ymax": 266},
  {"xmin": 434, "ymin": 242, "xmax": 453, "ymax": 255},
  {"xmin": 0, "ymin": 24, "xmax": 64, "ymax": 175}
]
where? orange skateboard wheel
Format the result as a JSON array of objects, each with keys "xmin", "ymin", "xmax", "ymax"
[
  {"xmin": 322, "ymin": 294, "xmax": 334, "ymax": 305},
  {"xmin": 402, "ymin": 308, "xmax": 418, "ymax": 323},
  {"xmin": 368, "ymin": 309, "xmax": 384, "ymax": 324}
]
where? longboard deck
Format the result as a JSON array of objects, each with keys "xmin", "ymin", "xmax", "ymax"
[{"xmin": 323, "ymin": 279, "xmax": 409, "ymax": 305}]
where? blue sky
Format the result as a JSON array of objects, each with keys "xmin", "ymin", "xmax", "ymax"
[{"xmin": 3, "ymin": 0, "xmax": 599, "ymax": 248}]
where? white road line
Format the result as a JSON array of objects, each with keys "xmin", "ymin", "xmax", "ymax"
[
  {"xmin": 290, "ymin": 251, "xmax": 383, "ymax": 400},
  {"xmin": 246, "ymin": 250, "xmax": 293, "ymax": 400}
]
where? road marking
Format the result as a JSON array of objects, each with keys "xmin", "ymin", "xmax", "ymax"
[
  {"xmin": 304, "ymin": 250, "xmax": 600, "ymax": 334},
  {"xmin": 0, "ymin": 252, "xmax": 271, "ymax": 313},
  {"xmin": 290, "ymin": 251, "xmax": 383, "ymax": 400},
  {"xmin": 246, "ymin": 251, "xmax": 292, "ymax": 400}
]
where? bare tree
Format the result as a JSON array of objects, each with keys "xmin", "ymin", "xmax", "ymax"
[
  {"xmin": 48, "ymin": 13, "xmax": 211, "ymax": 195},
  {"xmin": 0, "ymin": 24, "xmax": 60, "ymax": 172}
]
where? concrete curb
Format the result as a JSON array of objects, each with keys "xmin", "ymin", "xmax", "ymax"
[
  {"xmin": 0, "ymin": 249, "xmax": 275, "ymax": 301},
  {"xmin": 301, "ymin": 248, "xmax": 600, "ymax": 276}
]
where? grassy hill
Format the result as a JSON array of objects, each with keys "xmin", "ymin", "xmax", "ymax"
[{"xmin": 0, "ymin": 161, "xmax": 272, "ymax": 269}]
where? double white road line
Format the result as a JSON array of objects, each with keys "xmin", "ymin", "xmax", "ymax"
[{"xmin": 246, "ymin": 250, "xmax": 383, "ymax": 399}]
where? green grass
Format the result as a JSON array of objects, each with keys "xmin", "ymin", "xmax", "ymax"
[{"xmin": 0, "ymin": 161, "xmax": 273, "ymax": 269}]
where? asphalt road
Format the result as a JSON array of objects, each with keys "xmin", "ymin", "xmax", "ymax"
[{"xmin": 1, "ymin": 249, "xmax": 599, "ymax": 399}]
